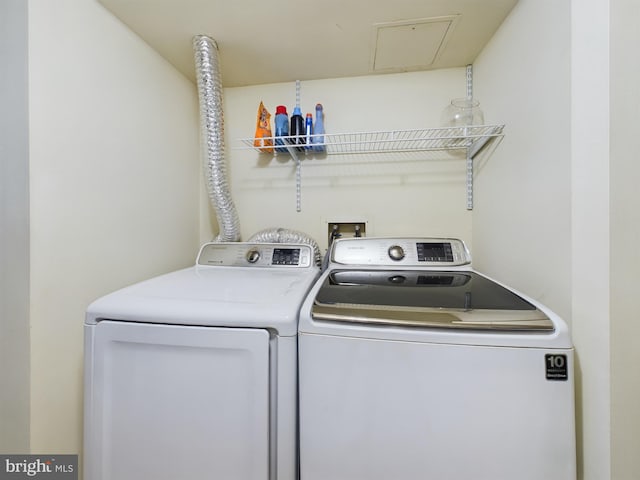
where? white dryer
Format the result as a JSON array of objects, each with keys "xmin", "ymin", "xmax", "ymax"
[
  {"xmin": 84, "ymin": 242, "xmax": 319, "ymax": 480},
  {"xmin": 298, "ymin": 237, "xmax": 576, "ymax": 480}
]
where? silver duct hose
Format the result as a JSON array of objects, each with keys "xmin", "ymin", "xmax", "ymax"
[
  {"xmin": 248, "ymin": 228, "xmax": 323, "ymax": 267},
  {"xmin": 193, "ymin": 35, "xmax": 241, "ymax": 242},
  {"xmin": 193, "ymin": 36, "xmax": 322, "ymax": 260}
]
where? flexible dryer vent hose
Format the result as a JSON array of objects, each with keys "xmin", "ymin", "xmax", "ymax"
[
  {"xmin": 193, "ymin": 35, "xmax": 241, "ymax": 242},
  {"xmin": 193, "ymin": 36, "xmax": 322, "ymax": 261}
]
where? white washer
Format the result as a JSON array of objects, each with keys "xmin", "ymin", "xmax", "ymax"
[
  {"xmin": 84, "ymin": 242, "xmax": 319, "ymax": 480},
  {"xmin": 299, "ymin": 237, "xmax": 576, "ymax": 480}
]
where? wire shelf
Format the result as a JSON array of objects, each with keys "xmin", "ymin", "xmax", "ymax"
[
  {"xmin": 237, "ymin": 124, "xmax": 505, "ymax": 211},
  {"xmin": 237, "ymin": 124, "xmax": 504, "ymax": 159}
]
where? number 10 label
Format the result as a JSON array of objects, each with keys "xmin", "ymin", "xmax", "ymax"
[{"xmin": 545, "ymin": 354, "xmax": 569, "ymax": 381}]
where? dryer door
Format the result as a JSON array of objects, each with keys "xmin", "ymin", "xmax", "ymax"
[{"xmin": 84, "ymin": 321, "xmax": 270, "ymax": 480}]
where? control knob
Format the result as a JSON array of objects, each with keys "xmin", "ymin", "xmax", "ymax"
[
  {"xmin": 388, "ymin": 245, "xmax": 405, "ymax": 261},
  {"xmin": 246, "ymin": 249, "xmax": 261, "ymax": 264}
]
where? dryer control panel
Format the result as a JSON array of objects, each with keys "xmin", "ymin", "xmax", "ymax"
[
  {"xmin": 197, "ymin": 242, "xmax": 314, "ymax": 268},
  {"xmin": 331, "ymin": 237, "xmax": 471, "ymax": 267}
]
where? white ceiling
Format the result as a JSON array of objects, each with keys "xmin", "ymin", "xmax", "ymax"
[{"xmin": 98, "ymin": 0, "xmax": 518, "ymax": 87}]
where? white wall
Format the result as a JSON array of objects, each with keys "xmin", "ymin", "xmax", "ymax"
[
  {"xmin": 475, "ymin": 1, "xmax": 616, "ymax": 479},
  {"xmin": 610, "ymin": 0, "xmax": 640, "ymax": 478},
  {"xmin": 28, "ymin": 0, "xmax": 200, "ymax": 454},
  {"xmin": 472, "ymin": 0, "xmax": 571, "ymax": 321},
  {"xmin": 0, "ymin": 0, "xmax": 30, "ymax": 453},
  {"xmin": 571, "ymin": 1, "xmax": 611, "ymax": 479},
  {"xmin": 222, "ymin": 69, "xmax": 473, "ymax": 251}
]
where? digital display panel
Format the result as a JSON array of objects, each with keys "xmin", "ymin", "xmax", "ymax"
[
  {"xmin": 416, "ymin": 242, "xmax": 454, "ymax": 262},
  {"xmin": 272, "ymin": 248, "xmax": 301, "ymax": 265}
]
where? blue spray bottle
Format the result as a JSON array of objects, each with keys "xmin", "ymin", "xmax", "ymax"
[{"xmin": 313, "ymin": 103, "xmax": 325, "ymax": 153}]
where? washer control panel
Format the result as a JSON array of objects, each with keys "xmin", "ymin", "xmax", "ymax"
[
  {"xmin": 331, "ymin": 237, "xmax": 471, "ymax": 267},
  {"xmin": 197, "ymin": 242, "xmax": 313, "ymax": 268}
]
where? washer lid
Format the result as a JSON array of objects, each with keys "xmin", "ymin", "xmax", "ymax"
[{"xmin": 312, "ymin": 270, "xmax": 554, "ymax": 332}]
